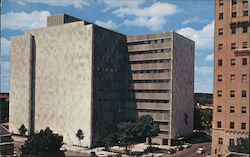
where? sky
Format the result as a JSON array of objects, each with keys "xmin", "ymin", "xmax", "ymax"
[{"xmin": 0, "ymin": 0, "xmax": 214, "ymax": 93}]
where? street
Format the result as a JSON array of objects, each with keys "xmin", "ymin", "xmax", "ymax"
[{"xmin": 163, "ymin": 142, "xmax": 211, "ymax": 157}]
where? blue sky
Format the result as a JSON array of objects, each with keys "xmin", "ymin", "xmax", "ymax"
[{"xmin": 0, "ymin": 0, "xmax": 214, "ymax": 93}]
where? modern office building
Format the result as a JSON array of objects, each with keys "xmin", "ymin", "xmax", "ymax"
[
  {"xmin": 9, "ymin": 14, "xmax": 194, "ymax": 147},
  {"xmin": 9, "ymin": 14, "xmax": 129, "ymax": 147},
  {"xmin": 127, "ymin": 33, "xmax": 194, "ymax": 145},
  {"xmin": 212, "ymin": 0, "xmax": 250, "ymax": 156}
]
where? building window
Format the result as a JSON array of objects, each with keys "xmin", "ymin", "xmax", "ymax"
[
  {"xmin": 219, "ymin": 28, "xmax": 223, "ymax": 35},
  {"xmin": 219, "ymin": 13, "xmax": 224, "ymax": 20},
  {"xmin": 229, "ymin": 139, "xmax": 235, "ymax": 146},
  {"xmin": 218, "ymin": 90, "xmax": 222, "ymax": 97},
  {"xmin": 242, "ymin": 58, "xmax": 248, "ymax": 65},
  {"xmin": 230, "ymin": 106, "xmax": 235, "ymax": 113},
  {"xmin": 232, "ymin": 0, "xmax": 237, "ymax": 5},
  {"xmin": 241, "ymin": 123, "xmax": 246, "ymax": 130},
  {"xmin": 242, "ymin": 90, "xmax": 247, "ymax": 97},
  {"xmin": 243, "ymin": 42, "xmax": 248, "ymax": 48},
  {"xmin": 230, "ymin": 122, "xmax": 235, "ymax": 129},
  {"xmin": 155, "ymin": 40, "xmax": 158, "ymax": 43},
  {"xmin": 218, "ymin": 44, "xmax": 223, "ymax": 50},
  {"xmin": 219, "ymin": 0, "xmax": 224, "ymax": 6},
  {"xmin": 243, "ymin": 0, "xmax": 248, "ymax": 4},
  {"xmin": 230, "ymin": 90, "xmax": 235, "ymax": 97},
  {"xmin": 218, "ymin": 75, "xmax": 223, "ymax": 82},
  {"xmin": 242, "ymin": 107, "xmax": 247, "ymax": 113},
  {"xmin": 218, "ymin": 106, "xmax": 222, "ymax": 112},
  {"xmin": 218, "ymin": 138, "xmax": 223, "ymax": 145},
  {"xmin": 217, "ymin": 121, "xmax": 222, "ymax": 128},
  {"xmin": 218, "ymin": 59, "xmax": 223, "ymax": 66},
  {"xmin": 231, "ymin": 59, "xmax": 236, "ymax": 66},
  {"xmin": 243, "ymin": 23, "xmax": 248, "ymax": 33},
  {"xmin": 232, "ymin": 12, "xmax": 237, "ymax": 18},
  {"xmin": 231, "ymin": 23, "xmax": 237, "ymax": 34},
  {"xmin": 231, "ymin": 74, "xmax": 236, "ymax": 81},
  {"xmin": 243, "ymin": 10, "xmax": 248, "ymax": 16},
  {"xmin": 242, "ymin": 74, "xmax": 248, "ymax": 82},
  {"xmin": 231, "ymin": 43, "xmax": 236, "ymax": 50}
]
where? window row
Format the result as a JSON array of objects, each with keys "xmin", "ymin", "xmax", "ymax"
[
  {"xmin": 218, "ymin": 58, "xmax": 248, "ymax": 66},
  {"xmin": 217, "ymin": 121, "xmax": 247, "ymax": 130},
  {"xmin": 129, "ymin": 49, "xmax": 171, "ymax": 55},
  {"xmin": 218, "ymin": 23, "xmax": 248, "ymax": 35},
  {"xmin": 217, "ymin": 90, "xmax": 248, "ymax": 97},
  {"xmin": 217, "ymin": 74, "xmax": 248, "ymax": 82},
  {"xmin": 217, "ymin": 42, "xmax": 248, "ymax": 51},
  {"xmin": 219, "ymin": 10, "xmax": 248, "ymax": 20},
  {"xmin": 130, "ymin": 79, "xmax": 170, "ymax": 83},
  {"xmin": 132, "ymin": 69, "xmax": 170, "ymax": 74},
  {"xmin": 130, "ymin": 59, "xmax": 169, "ymax": 64},
  {"xmin": 131, "ymin": 89, "xmax": 169, "ymax": 93},
  {"xmin": 127, "ymin": 38, "xmax": 171, "ymax": 46},
  {"xmin": 219, "ymin": 0, "xmax": 249, "ymax": 6},
  {"xmin": 217, "ymin": 106, "xmax": 247, "ymax": 113}
]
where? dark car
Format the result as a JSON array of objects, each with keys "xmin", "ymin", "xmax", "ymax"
[{"xmin": 166, "ymin": 149, "xmax": 176, "ymax": 154}]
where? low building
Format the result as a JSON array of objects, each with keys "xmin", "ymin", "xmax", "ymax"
[{"xmin": 0, "ymin": 124, "xmax": 14, "ymax": 155}]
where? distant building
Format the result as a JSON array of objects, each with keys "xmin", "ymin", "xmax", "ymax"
[
  {"xmin": 212, "ymin": 0, "xmax": 250, "ymax": 156},
  {"xmin": 127, "ymin": 33, "xmax": 194, "ymax": 145},
  {"xmin": 0, "ymin": 93, "xmax": 9, "ymax": 123},
  {"xmin": 9, "ymin": 14, "xmax": 194, "ymax": 147}
]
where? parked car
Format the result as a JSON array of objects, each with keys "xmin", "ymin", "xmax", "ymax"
[
  {"xmin": 175, "ymin": 145, "xmax": 184, "ymax": 151},
  {"xmin": 196, "ymin": 147, "xmax": 205, "ymax": 154},
  {"xmin": 182, "ymin": 143, "xmax": 191, "ymax": 149},
  {"xmin": 166, "ymin": 149, "xmax": 176, "ymax": 154},
  {"xmin": 59, "ymin": 147, "xmax": 67, "ymax": 152}
]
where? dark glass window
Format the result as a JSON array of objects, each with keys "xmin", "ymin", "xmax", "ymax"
[
  {"xmin": 241, "ymin": 123, "xmax": 246, "ymax": 129},
  {"xmin": 232, "ymin": 12, "xmax": 237, "ymax": 18},
  {"xmin": 242, "ymin": 90, "xmax": 247, "ymax": 97},
  {"xmin": 230, "ymin": 106, "xmax": 235, "ymax": 113},
  {"xmin": 242, "ymin": 58, "xmax": 248, "ymax": 65},
  {"xmin": 218, "ymin": 138, "xmax": 223, "ymax": 144},
  {"xmin": 218, "ymin": 59, "xmax": 223, "ymax": 66},
  {"xmin": 219, "ymin": 13, "xmax": 224, "ymax": 20},
  {"xmin": 232, "ymin": 0, "xmax": 237, "ymax": 5},
  {"xmin": 218, "ymin": 106, "xmax": 222, "ymax": 112},
  {"xmin": 217, "ymin": 121, "xmax": 222, "ymax": 128},
  {"xmin": 243, "ymin": 10, "xmax": 248, "ymax": 16},
  {"xmin": 230, "ymin": 91, "xmax": 235, "ymax": 97}
]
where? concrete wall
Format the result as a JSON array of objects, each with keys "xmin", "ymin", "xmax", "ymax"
[
  {"xmin": 10, "ymin": 21, "xmax": 93, "ymax": 147},
  {"xmin": 171, "ymin": 32, "xmax": 194, "ymax": 140}
]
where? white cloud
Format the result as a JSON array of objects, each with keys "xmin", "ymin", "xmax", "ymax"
[
  {"xmin": 102, "ymin": 0, "xmax": 145, "ymax": 12},
  {"xmin": 10, "ymin": 0, "xmax": 91, "ymax": 8},
  {"xmin": 195, "ymin": 66, "xmax": 213, "ymax": 74},
  {"xmin": 205, "ymin": 53, "xmax": 214, "ymax": 61},
  {"xmin": 1, "ymin": 38, "xmax": 10, "ymax": 57},
  {"xmin": 101, "ymin": 1, "xmax": 178, "ymax": 31},
  {"xmin": 95, "ymin": 20, "xmax": 120, "ymax": 30},
  {"xmin": 1, "ymin": 11, "xmax": 51, "ymax": 31},
  {"xmin": 177, "ymin": 20, "xmax": 214, "ymax": 49},
  {"xmin": 182, "ymin": 17, "xmax": 209, "ymax": 25}
]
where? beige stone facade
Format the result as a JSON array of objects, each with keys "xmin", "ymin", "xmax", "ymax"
[
  {"xmin": 9, "ymin": 14, "xmax": 128, "ymax": 147},
  {"xmin": 127, "ymin": 32, "xmax": 194, "ymax": 145},
  {"xmin": 212, "ymin": 0, "xmax": 250, "ymax": 156}
]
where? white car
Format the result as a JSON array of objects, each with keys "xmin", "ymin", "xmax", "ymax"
[
  {"xmin": 182, "ymin": 143, "xmax": 191, "ymax": 149},
  {"xmin": 196, "ymin": 147, "xmax": 205, "ymax": 154}
]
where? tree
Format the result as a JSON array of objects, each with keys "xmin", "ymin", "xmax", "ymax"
[
  {"xmin": 103, "ymin": 134, "xmax": 117, "ymax": 150},
  {"xmin": 200, "ymin": 108, "xmax": 212, "ymax": 131},
  {"xmin": 117, "ymin": 121, "xmax": 137, "ymax": 153},
  {"xmin": 19, "ymin": 124, "xmax": 27, "ymax": 136},
  {"xmin": 228, "ymin": 138, "xmax": 250, "ymax": 154},
  {"xmin": 20, "ymin": 127, "xmax": 64, "ymax": 157},
  {"xmin": 137, "ymin": 115, "xmax": 160, "ymax": 149},
  {"xmin": 76, "ymin": 129, "xmax": 84, "ymax": 146}
]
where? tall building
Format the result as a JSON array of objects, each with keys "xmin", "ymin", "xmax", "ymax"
[
  {"xmin": 9, "ymin": 14, "xmax": 128, "ymax": 147},
  {"xmin": 127, "ymin": 33, "xmax": 194, "ymax": 145},
  {"xmin": 212, "ymin": 0, "xmax": 250, "ymax": 156},
  {"xmin": 9, "ymin": 14, "xmax": 194, "ymax": 147}
]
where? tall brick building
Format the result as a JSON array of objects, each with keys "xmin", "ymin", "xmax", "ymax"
[{"xmin": 212, "ymin": 0, "xmax": 250, "ymax": 156}]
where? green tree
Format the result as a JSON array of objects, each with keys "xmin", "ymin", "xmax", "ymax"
[
  {"xmin": 228, "ymin": 138, "xmax": 249, "ymax": 154},
  {"xmin": 117, "ymin": 121, "xmax": 137, "ymax": 153},
  {"xmin": 20, "ymin": 127, "xmax": 64, "ymax": 156},
  {"xmin": 103, "ymin": 134, "xmax": 117, "ymax": 150},
  {"xmin": 19, "ymin": 124, "xmax": 27, "ymax": 136},
  {"xmin": 76, "ymin": 129, "xmax": 84, "ymax": 146},
  {"xmin": 200, "ymin": 108, "xmax": 212, "ymax": 131},
  {"xmin": 137, "ymin": 115, "xmax": 160, "ymax": 149}
]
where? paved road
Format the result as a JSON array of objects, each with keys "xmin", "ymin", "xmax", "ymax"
[{"xmin": 162, "ymin": 142, "xmax": 211, "ymax": 157}]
